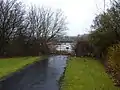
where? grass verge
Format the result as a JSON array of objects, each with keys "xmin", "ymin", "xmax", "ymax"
[
  {"xmin": 61, "ymin": 57, "xmax": 119, "ymax": 90},
  {"xmin": 0, "ymin": 56, "xmax": 43, "ymax": 79}
]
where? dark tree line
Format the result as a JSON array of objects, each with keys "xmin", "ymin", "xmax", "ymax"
[
  {"xmin": 74, "ymin": 0, "xmax": 120, "ymax": 58},
  {"xmin": 89, "ymin": 0, "xmax": 120, "ymax": 59},
  {"xmin": 0, "ymin": 0, "xmax": 67, "ymax": 57}
]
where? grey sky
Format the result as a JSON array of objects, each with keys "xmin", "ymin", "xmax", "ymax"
[{"xmin": 22, "ymin": 0, "xmax": 110, "ymax": 36}]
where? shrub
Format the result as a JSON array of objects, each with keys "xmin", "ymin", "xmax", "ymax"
[{"xmin": 106, "ymin": 44, "xmax": 120, "ymax": 86}]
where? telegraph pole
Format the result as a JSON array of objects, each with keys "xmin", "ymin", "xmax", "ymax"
[{"xmin": 104, "ymin": 0, "xmax": 105, "ymax": 12}]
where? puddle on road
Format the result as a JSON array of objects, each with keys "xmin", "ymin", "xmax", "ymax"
[{"xmin": 0, "ymin": 55, "xmax": 68, "ymax": 90}]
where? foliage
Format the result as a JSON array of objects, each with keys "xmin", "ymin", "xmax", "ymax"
[
  {"xmin": 89, "ymin": 0, "xmax": 120, "ymax": 58},
  {"xmin": 75, "ymin": 40, "xmax": 92, "ymax": 57},
  {"xmin": 61, "ymin": 57, "xmax": 119, "ymax": 90},
  {"xmin": 106, "ymin": 44, "xmax": 120, "ymax": 85},
  {"xmin": 88, "ymin": 0, "xmax": 120, "ymax": 85}
]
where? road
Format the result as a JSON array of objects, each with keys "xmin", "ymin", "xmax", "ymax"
[{"xmin": 0, "ymin": 55, "xmax": 68, "ymax": 90}]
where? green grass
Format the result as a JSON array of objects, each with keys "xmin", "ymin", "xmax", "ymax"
[
  {"xmin": 61, "ymin": 57, "xmax": 120, "ymax": 90},
  {"xmin": 0, "ymin": 56, "xmax": 40, "ymax": 79}
]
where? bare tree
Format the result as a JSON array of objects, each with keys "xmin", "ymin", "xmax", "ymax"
[
  {"xmin": 0, "ymin": 1, "xmax": 67, "ymax": 56},
  {"xmin": 27, "ymin": 6, "xmax": 67, "ymax": 54},
  {"xmin": 0, "ymin": 0, "xmax": 25, "ymax": 56},
  {"xmin": 27, "ymin": 6, "xmax": 67, "ymax": 41},
  {"xmin": 40, "ymin": 8, "xmax": 67, "ymax": 42}
]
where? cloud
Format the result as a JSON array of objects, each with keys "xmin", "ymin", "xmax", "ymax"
[{"xmin": 22, "ymin": 0, "xmax": 110, "ymax": 36}]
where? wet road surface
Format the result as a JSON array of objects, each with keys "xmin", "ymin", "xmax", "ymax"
[{"xmin": 0, "ymin": 55, "xmax": 68, "ymax": 90}]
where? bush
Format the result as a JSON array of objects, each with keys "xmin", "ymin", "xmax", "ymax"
[
  {"xmin": 106, "ymin": 44, "xmax": 120, "ymax": 86},
  {"xmin": 75, "ymin": 40, "xmax": 93, "ymax": 57}
]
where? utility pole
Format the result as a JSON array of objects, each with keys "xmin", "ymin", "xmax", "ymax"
[{"xmin": 104, "ymin": 0, "xmax": 105, "ymax": 12}]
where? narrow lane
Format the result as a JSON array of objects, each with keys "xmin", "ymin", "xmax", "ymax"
[{"xmin": 0, "ymin": 55, "xmax": 68, "ymax": 90}]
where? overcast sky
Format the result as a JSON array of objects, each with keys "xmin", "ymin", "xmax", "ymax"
[{"xmin": 22, "ymin": 0, "xmax": 110, "ymax": 36}]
